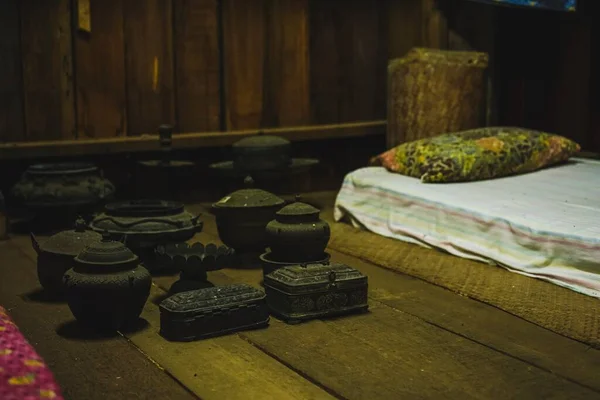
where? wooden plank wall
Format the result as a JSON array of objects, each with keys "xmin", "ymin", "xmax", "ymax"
[
  {"xmin": 1, "ymin": 0, "xmax": 417, "ymax": 145},
  {"xmin": 446, "ymin": 0, "xmax": 597, "ymax": 151}
]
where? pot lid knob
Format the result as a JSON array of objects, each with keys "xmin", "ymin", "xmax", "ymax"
[
  {"xmin": 75, "ymin": 231, "xmax": 138, "ymax": 266},
  {"xmin": 158, "ymin": 124, "xmax": 173, "ymax": 145},
  {"xmin": 244, "ymin": 176, "xmax": 255, "ymax": 187},
  {"xmin": 294, "ymin": 194, "xmax": 301, "ymax": 203},
  {"xmin": 74, "ymin": 217, "xmax": 87, "ymax": 232},
  {"xmin": 158, "ymin": 124, "xmax": 173, "ymax": 165}
]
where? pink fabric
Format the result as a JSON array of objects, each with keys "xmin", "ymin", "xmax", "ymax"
[{"xmin": 0, "ymin": 306, "xmax": 63, "ymax": 400}]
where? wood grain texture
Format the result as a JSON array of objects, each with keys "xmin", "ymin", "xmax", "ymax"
[
  {"xmin": 550, "ymin": 19, "xmax": 591, "ymax": 148},
  {"xmin": 10, "ymin": 234, "xmax": 333, "ymax": 400},
  {"xmin": 243, "ymin": 304, "xmax": 595, "ymax": 399},
  {"xmin": 167, "ymin": 203, "xmax": 600, "ymax": 399},
  {"xmin": 0, "ymin": 0, "xmax": 24, "ymax": 142},
  {"xmin": 446, "ymin": 0, "xmax": 497, "ymax": 125},
  {"xmin": 308, "ymin": 0, "xmax": 340, "ymax": 124},
  {"xmin": 3, "ymin": 238, "xmax": 197, "ymax": 400},
  {"xmin": 385, "ymin": 0, "xmax": 422, "ymax": 59},
  {"xmin": 76, "ymin": 0, "xmax": 126, "ymax": 138},
  {"xmin": 0, "ymin": 120, "xmax": 385, "ymax": 160},
  {"xmin": 421, "ymin": 0, "xmax": 449, "ymax": 49},
  {"xmin": 124, "ymin": 0, "xmax": 175, "ymax": 135},
  {"xmin": 309, "ymin": 0, "xmax": 387, "ymax": 124},
  {"xmin": 77, "ymin": 0, "xmax": 92, "ymax": 33},
  {"xmin": 340, "ymin": 0, "xmax": 386, "ymax": 122},
  {"xmin": 173, "ymin": 0, "xmax": 220, "ymax": 132},
  {"xmin": 326, "ymin": 247, "xmax": 600, "ymax": 394},
  {"xmin": 20, "ymin": 0, "xmax": 75, "ymax": 141},
  {"xmin": 222, "ymin": 0, "xmax": 266, "ymax": 130},
  {"xmin": 129, "ymin": 285, "xmax": 336, "ymax": 400},
  {"xmin": 262, "ymin": 0, "xmax": 310, "ymax": 127}
]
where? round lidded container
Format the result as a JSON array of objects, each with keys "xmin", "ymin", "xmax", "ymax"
[
  {"xmin": 265, "ymin": 195, "xmax": 331, "ymax": 262},
  {"xmin": 31, "ymin": 218, "xmax": 102, "ymax": 293},
  {"xmin": 232, "ymin": 134, "xmax": 292, "ymax": 172},
  {"xmin": 63, "ymin": 233, "xmax": 151, "ymax": 331},
  {"xmin": 212, "ymin": 176, "xmax": 285, "ymax": 253},
  {"xmin": 90, "ymin": 200, "xmax": 203, "ymax": 249},
  {"xmin": 11, "ymin": 162, "xmax": 116, "ymax": 208}
]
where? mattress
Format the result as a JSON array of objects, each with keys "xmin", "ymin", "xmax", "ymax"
[{"xmin": 334, "ymin": 158, "xmax": 600, "ymax": 298}]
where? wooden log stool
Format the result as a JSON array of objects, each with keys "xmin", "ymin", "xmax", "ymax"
[{"xmin": 387, "ymin": 48, "xmax": 489, "ymax": 149}]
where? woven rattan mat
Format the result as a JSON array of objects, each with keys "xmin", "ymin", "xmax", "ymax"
[{"xmin": 323, "ymin": 209, "xmax": 600, "ymax": 348}]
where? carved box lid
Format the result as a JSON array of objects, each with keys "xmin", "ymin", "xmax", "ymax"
[
  {"xmin": 159, "ymin": 284, "xmax": 266, "ymax": 317},
  {"xmin": 264, "ymin": 262, "xmax": 367, "ymax": 295}
]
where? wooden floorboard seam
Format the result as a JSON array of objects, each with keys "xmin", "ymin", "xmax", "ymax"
[
  {"xmin": 8, "ymin": 240, "xmax": 203, "ymax": 398},
  {"xmin": 237, "ymin": 333, "xmax": 347, "ymax": 400},
  {"xmin": 368, "ymin": 298, "xmax": 600, "ymax": 395},
  {"xmin": 119, "ymin": 333, "xmax": 203, "ymax": 400}
]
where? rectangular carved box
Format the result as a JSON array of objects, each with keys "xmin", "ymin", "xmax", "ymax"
[
  {"xmin": 159, "ymin": 284, "xmax": 270, "ymax": 341},
  {"xmin": 263, "ymin": 262, "xmax": 369, "ymax": 324}
]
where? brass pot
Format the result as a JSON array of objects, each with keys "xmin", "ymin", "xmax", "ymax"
[
  {"xmin": 212, "ymin": 177, "xmax": 285, "ymax": 253},
  {"xmin": 232, "ymin": 135, "xmax": 292, "ymax": 172},
  {"xmin": 90, "ymin": 200, "xmax": 203, "ymax": 251},
  {"xmin": 11, "ymin": 162, "xmax": 115, "ymax": 209},
  {"xmin": 63, "ymin": 233, "xmax": 151, "ymax": 331},
  {"xmin": 265, "ymin": 195, "xmax": 331, "ymax": 262},
  {"xmin": 31, "ymin": 218, "xmax": 102, "ymax": 294}
]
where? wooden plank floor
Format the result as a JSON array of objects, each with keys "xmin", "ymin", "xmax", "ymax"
[{"xmin": 2, "ymin": 191, "xmax": 600, "ymax": 399}]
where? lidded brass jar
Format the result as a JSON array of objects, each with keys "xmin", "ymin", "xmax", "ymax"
[
  {"xmin": 31, "ymin": 218, "xmax": 102, "ymax": 294},
  {"xmin": 212, "ymin": 176, "xmax": 285, "ymax": 253},
  {"xmin": 232, "ymin": 135, "xmax": 292, "ymax": 172},
  {"xmin": 63, "ymin": 233, "xmax": 151, "ymax": 331},
  {"xmin": 265, "ymin": 195, "xmax": 330, "ymax": 261}
]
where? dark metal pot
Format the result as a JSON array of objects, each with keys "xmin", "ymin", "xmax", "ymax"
[
  {"xmin": 31, "ymin": 218, "xmax": 103, "ymax": 294},
  {"xmin": 63, "ymin": 233, "xmax": 151, "ymax": 331},
  {"xmin": 11, "ymin": 162, "xmax": 115, "ymax": 209},
  {"xmin": 89, "ymin": 200, "xmax": 203, "ymax": 252},
  {"xmin": 212, "ymin": 177, "xmax": 285, "ymax": 253},
  {"xmin": 265, "ymin": 195, "xmax": 331, "ymax": 262},
  {"xmin": 232, "ymin": 135, "xmax": 292, "ymax": 172}
]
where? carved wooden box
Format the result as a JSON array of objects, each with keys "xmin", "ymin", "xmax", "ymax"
[
  {"xmin": 159, "ymin": 284, "xmax": 270, "ymax": 341},
  {"xmin": 263, "ymin": 262, "xmax": 369, "ymax": 324}
]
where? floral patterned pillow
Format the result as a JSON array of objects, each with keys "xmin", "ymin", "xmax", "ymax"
[{"xmin": 370, "ymin": 127, "xmax": 581, "ymax": 183}]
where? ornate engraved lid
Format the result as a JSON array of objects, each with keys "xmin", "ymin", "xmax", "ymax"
[
  {"xmin": 34, "ymin": 218, "xmax": 103, "ymax": 256},
  {"xmin": 275, "ymin": 195, "xmax": 320, "ymax": 223},
  {"xmin": 74, "ymin": 232, "xmax": 138, "ymax": 270},
  {"xmin": 232, "ymin": 135, "xmax": 290, "ymax": 150},
  {"xmin": 212, "ymin": 176, "xmax": 285, "ymax": 209},
  {"xmin": 26, "ymin": 162, "xmax": 98, "ymax": 176},
  {"xmin": 159, "ymin": 284, "xmax": 266, "ymax": 315},
  {"xmin": 264, "ymin": 262, "xmax": 367, "ymax": 294}
]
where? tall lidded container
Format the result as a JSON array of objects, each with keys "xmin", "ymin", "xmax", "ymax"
[{"xmin": 63, "ymin": 233, "xmax": 151, "ymax": 331}]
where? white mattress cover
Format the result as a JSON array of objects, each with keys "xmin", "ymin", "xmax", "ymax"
[{"xmin": 334, "ymin": 158, "xmax": 600, "ymax": 298}]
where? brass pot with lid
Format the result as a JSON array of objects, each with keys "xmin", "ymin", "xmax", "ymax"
[
  {"xmin": 212, "ymin": 176, "xmax": 285, "ymax": 253},
  {"xmin": 232, "ymin": 134, "xmax": 292, "ymax": 172},
  {"xmin": 63, "ymin": 232, "xmax": 151, "ymax": 331},
  {"xmin": 31, "ymin": 217, "xmax": 102, "ymax": 294},
  {"xmin": 265, "ymin": 195, "xmax": 331, "ymax": 262},
  {"xmin": 11, "ymin": 162, "xmax": 115, "ymax": 209}
]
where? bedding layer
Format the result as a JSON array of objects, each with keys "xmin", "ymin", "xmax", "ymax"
[{"xmin": 334, "ymin": 158, "xmax": 600, "ymax": 298}]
